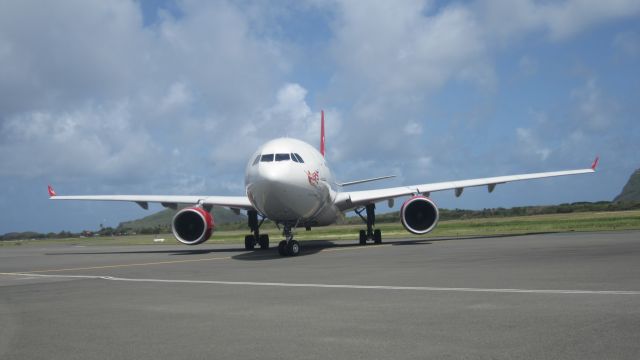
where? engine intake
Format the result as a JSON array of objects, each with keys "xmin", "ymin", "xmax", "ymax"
[
  {"xmin": 172, "ymin": 207, "xmax": 214, "ymax": 245},
  {"xmin": 400, "ymin": 196, "xmax": 439, "ymax": 235}
]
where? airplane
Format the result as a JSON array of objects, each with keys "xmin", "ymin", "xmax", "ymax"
[{"xmin": 49, "ymin": 111, "xmax": 599, "ymax": 256}]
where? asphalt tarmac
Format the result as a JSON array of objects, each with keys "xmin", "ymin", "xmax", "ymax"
[{"xmin": 1, "ymin": 231, "xmax": 639, "ymax": 360}]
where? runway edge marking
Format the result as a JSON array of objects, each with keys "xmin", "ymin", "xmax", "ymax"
[{"xmin": 2, "ymin": 273, "xmax": 639, "ymax": 295}]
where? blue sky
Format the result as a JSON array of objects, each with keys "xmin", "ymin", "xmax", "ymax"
[{"xmin": 0, "ymin": 0, "xmax": 639, "ymax": 233}]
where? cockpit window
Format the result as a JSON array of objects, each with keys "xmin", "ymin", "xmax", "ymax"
[
  {"xmin": 260, "ymin": 154, "xmax": 274, "ymax": 162},
  {"xmin": 275, "ymin": 153, "xmax": 290, "ymax": 161},
  {"xmin": 252, "ymin": 155, "xmax": 260, "ymax": 166},
  {"xmin": 293, "ymin": 153, "xmax": 304, "ymax": 163},
  {"xmin": 291, "ymin": 153, "xmax": 299, "ymax": 163}
]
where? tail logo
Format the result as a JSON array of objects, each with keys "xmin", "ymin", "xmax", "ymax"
[{"xmin": 48, "ymin": 185, "xmax": 57, "ymax": 197}]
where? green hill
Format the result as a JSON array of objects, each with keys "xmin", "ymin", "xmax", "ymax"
[
  {"xmin": 614, "ymin": 169, "xmax": 640, "ymax": 202},
  {"xmin": 117, "ymin": 206, "xmax": 246, "ymax": 232}
]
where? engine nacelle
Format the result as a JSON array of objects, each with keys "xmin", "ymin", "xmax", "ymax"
[
  {"xmin": 171, "ymin": 207, "xmax": 214, "ymax": 245},
  {"xmin": 400, "ymin": 196, "xmax": 439, "ymax": 235}
]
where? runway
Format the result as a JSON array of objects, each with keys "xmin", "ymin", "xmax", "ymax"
[{"xmin": 1, "ymin": 231, "xmax": 639, "ymax": 359}]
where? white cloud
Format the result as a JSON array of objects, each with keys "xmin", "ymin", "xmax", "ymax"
[
  {"xmin": 516, "ymin": 127, "xmax": 552, "ymax": 161},
  {"xmin": 518, "ymin": 55, "xmax": 538, "ymax": 76},
  {"xmin": 0, "ymin": 0, "xmax": 291, "ymax": 185},
  {"xmin": 158, "ymin": 82, "xmax": 193, "ymax": 115},
  {"xmin": 0, "ymin": 1, "xmax": 148, "ymax": 115},
  {"xmin": 323, "ymin": 0, "xmax": 494, "ymax": 167},
  {"xmin": 330, "ymin": 1, "xmax": 492, "ymax": 95},
  {"xmin": 476, "ymin": 0, "xmax": 640, "ymax": 42},
  {"xmin": 0, "ymin": 103, "xmax": 158, "ymax": 179},
  {"xmin": 613, "ymin": 31, "xmax": 640, "ymax": 59},
  {"xmin": 571, "ymin": 78, "xmax": 614, "ymax": 131},
  {"xmin": 209, "ymin": 83, "xmax": 342, "ymax": 165},
  {"xmin": 403, "ymin": 121, "xmax": 423, "ymax": 135}
]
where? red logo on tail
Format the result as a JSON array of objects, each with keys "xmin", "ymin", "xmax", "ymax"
[{"xmin": 48, "ymin": 185, "xmax": 57, "ymax": 197}]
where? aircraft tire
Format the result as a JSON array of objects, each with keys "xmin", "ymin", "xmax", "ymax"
[
  {"xmin": 258, "ymin": 234, "xmax": 269, "ymax": 249},
  {"xmin": 278, "ymin": 240, "xmax": 287, "ymax": 256},
  {"xmin": 373, "ymin": 229, "xmax": 382, "ymax": 244},
  {"xmin": 244, "ymin": 235, "xmax": 255, "ymax": 250},
  {"xmin": 359, "ymin": 230, "xmax": 367, "ymax": 245},
  {"xmin": 287, "ymin": 240, "xmax": 301, "ymax": 256}
]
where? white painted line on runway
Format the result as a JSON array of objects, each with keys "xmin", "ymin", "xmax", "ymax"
[{"xmin": 3, "ymin": 272, "xmax": 640, "ymax": 295}]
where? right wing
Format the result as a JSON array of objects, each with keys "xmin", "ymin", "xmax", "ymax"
[
  {"xmin": 335, "ymin": 157, "xmax": 599, "ymax": 211},
  {"xmin": 48, "ymin": 186, "xmax": 254, "ymax": 211}
]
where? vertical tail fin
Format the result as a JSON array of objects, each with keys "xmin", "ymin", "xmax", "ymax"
[{"xmin": 320, "ymin": 110, "xmax": 325, "ymax": 157}]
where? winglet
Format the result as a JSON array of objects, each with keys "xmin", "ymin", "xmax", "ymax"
[
  {"xmin": 591, "ymin": 156, "xmax": 600, "ymax": 171},
  {"xmin": 320, "ymin": 110, "xmax": 325, "ymax": 157},
  {"xmin": 48, "ymin": 185, "xmax": 57, "ymax": 197}
]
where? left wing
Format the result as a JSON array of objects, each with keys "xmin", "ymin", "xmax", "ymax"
[
  {"xmin": 48, "ymin": 187, "xmax": 254, "ymax": 211},
  {"xmin": 335, "ymin": 157, "xmax": 599, "ymax": 211}
]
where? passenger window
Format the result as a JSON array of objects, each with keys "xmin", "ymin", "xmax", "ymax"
[
  {"xmin": 252, "ymin": 155, "xmax": 260, "ymax": 166},
  {"xmin": 275, "ymin": 153, "xmax": 290, "ymax": 161},
  {"xmin": 294, "ymin": 153, "xmax": 304, "ymax": 163},
  {"xmin": 261, "ymin": 154, "xmax": 274, "ymax": 162},
  {"xmin": 291, "ymin": 153, "xmax": 299, "ymax": 163}
]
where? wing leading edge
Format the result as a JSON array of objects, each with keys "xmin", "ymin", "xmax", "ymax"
[
  {"xmin": 48, "ymin": 191, "xmax": 254, "ymax": 211},
  {"xmin": 335, "ymin": 157, "xmax": 599, "ymax": 211}
]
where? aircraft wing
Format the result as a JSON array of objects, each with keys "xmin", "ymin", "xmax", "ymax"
[
  {"xmin": 335, "ymin": 157, "xmax": 599, "ymax": 211},
  {"xmin": 48, "ymin": 187, "xmax": 254, "ymax": 211}
]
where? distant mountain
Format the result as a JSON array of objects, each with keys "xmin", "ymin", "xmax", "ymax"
[
  {"xmin": 117, "ymin": 206, "xmax": 246, "ymax": 231},
  {"xmin": 614, "ymin": 169, "xmax": 640, "ymax": 202}
]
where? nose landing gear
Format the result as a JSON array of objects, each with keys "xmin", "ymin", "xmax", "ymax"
[
  {"xmin": 356, "ymin": 204, "xmax": 382, "ymax": 245},
  {"xmin": 277, "ymin": 223, "xmax": 301, "ymax": 257},
  {"xmin": 245, "ymin": 210, "xmax": 269, "ymax": 250}
]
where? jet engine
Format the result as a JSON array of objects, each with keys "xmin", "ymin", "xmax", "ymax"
[
  {"xmin": 171, "ymin": 207, "xmax": 214, "ymax": 245},
  {"xmin": 400, "ymin": 196, "xmax": 439, "ymax": 235}
]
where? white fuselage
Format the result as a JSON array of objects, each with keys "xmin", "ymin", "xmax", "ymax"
[{"xmin": 244, "ymin": 138, "xmax": 339, "ymax": 227}]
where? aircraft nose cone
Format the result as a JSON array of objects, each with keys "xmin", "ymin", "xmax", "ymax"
[{"xmin": 259, "ymin": 166, "xmax": 285, "ymax": 184}]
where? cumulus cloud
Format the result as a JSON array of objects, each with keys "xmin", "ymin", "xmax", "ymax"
[
  {"xmin": 516, "ymin": 127, "xmax": 552, "ymax": 161},
  {"xmin": 0, "ymin": 0, "xmax": 289, "ymax": 186},
  {"xmin": 403, "ymin": 121, "xmax": 423, "ymax": 135},
  {"xmin": 613, "ymin": 31, "xmax": 640, "ymax": 59},
  {"xmin": 209, "ymin": 82, "xmax": 342, "ymax": 165},
  {"xmin": 571, "ymin": 78, "xmax": 615, "ymax": 131},
  {"xmin": 0, "ymin": 103, "xmax": 158, "ymax": 179},
  {"xmin": 476, "ymin": 0, "xmax": 640, "ymax": 42},
  {"xmin": 322, "ymin": 0, "xmax": 495, "ymax": 172},
  {"xmin": 157, "ymin": 82, "xmax": 193, "ymax": 115},
  {"xmin": 518, "ymin": 55, "xmax": 538, "ymax": 76},
  {"xmin": 330, "ymin": 1, "xmax": 492, "ymax": 95},
  {"xmin": 0, "ymin": 1, "xmax": 151, "ymax": 116}
]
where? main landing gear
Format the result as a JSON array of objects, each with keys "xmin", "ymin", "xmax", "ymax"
[
  {"xmin": 245, "ymin": 210, "xmax": 269, "ymax": 250},
  {"xmin": 277, "ymin": 223, "xmax": 301, "ymax": 257},
  {"xmin": 356, "ymin": 204, "xmax": 382, "ymax": 245}
]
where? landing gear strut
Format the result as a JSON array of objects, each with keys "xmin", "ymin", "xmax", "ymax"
[
  {"xmin": 356, "ymin": 204, "xmax": 382, "ymax": 245},
  {"xmin": 245, "ymin": 210, "xmax": 269, "ymax": 250},
  {"xmin": 277, "ymin": 223, "xmax": 301, "ymax": 257}
]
